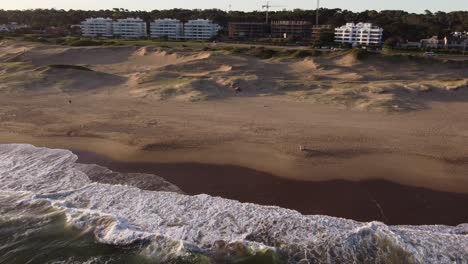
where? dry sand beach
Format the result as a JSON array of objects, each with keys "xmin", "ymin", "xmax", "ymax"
[{"xmin": 0, "ymin": 39, "xmax": 468, "ymax": 223}]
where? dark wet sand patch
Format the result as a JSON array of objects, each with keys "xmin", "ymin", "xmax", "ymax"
[{"xmin": 75, "ymin": 150, "xmax": 468, "ymax": 226}]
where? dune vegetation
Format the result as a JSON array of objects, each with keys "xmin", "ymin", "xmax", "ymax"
[{"xmin": 1, "ymin": 40, "xmax": 466, "ymax": 111}]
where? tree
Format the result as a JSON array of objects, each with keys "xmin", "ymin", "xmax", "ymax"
[
  {"xmin": 313, "ymin": 29, "xmax": 335, "ymax": 47},
  {"xmin": 384, "ymin": 36, "xmax": 403, "ymax": 48},
  {"xmin": 0, "ymin": 8, "xmax": 466, "ymax": 42}
]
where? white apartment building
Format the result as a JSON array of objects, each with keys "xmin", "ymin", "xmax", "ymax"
[
  {"xmin": 335, "ymin": 23, "xmax": 383, "ymax": 46},
  {"xmin": 182, "ymin": 19, "xmax": 221, "ymax": 40},
  {"xmin": 150, "ymin": 19, "xmax": 183, "ymax": 40},
  {"xmin": 113, "ymin": 18, "xmax": 147, "ymax": 38},
  {"xmin": 80, "ymin": 18, "xmax": 113, "ymax": 38}
]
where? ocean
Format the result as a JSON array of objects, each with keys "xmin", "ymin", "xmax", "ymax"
[{"xmin": 0, "ymin": 144, "xmax": 467, "ymax": 264}]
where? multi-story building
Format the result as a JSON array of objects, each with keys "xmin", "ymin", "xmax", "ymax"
[
  {"xmin": 80, "ymin": 18, "xmax": 113, "ymax": 38},
  {"xmin": 271, "ymin": 21, "xmax": 312, "ymax": 40},
  {"xmin": 182, "ymin": 19, "xmax": 220, "ymax": 40},
  {"xmin": 113, "ymin": 18, "xmax": 147, "ymax": 38},
  {"xmin": 150, "ymin": 19, "xmax": 183, "ymax": 40},
  {"xmin": 228, "ymin": 22, "xmax": 269, "ymax": 39},
  {"xmin": 334, "ymin": 23, "xmax": 383, "ymax": 46}
]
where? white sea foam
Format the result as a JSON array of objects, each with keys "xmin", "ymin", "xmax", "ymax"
[{"xmin": 0, "ymin": 144, "xmax": 467, "ymax": 263}]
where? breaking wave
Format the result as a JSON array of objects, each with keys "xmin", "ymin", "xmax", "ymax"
[{"xmin": 0, "ymin": 144, "xmax": 467, "ymax": 263}]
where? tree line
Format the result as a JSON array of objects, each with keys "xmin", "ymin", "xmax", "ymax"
[{"xmin": 0, "ymin": 8, "xmax": 467, "ymax": 41}]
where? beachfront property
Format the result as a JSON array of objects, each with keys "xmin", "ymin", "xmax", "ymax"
[
  {"xmin": 80, "ymin": 18, "xmax": 113, "ymax": 38},
  {"xmin": 420, "ymin": 34, "xmax": 468, "ymax": 50},
  {"xmin": 270, "ymin": 21, "xmax": 313, "ymax": 39},
  {"xmin": 0, "ymin": 24, "xmax": 9, "ymax": 32},
  {"xmin": 113, "ymin": 18, "xmax": 147, "ymax": 38},
  {"xmin": 182, "ymin": 19, "xmax": 221, "ymax": 40},
  {"xmin": 0, "ymin": 22, "xmax": 29, "ymax": 33},
  {"xmin": 80, "ymin": 17, "xmax": 146, "ymax": 38},
  {"xmin": 420, "ymin": 36, "xmax": 442, "ymax": 49},
  {"xmin": 228, "ymin": 21, "xmax": 332, "ymax": 41},
  {"xmin": 228, "ymin": 22, "xmax": 269, "ymax": 39},
  {"xmin": 149, "ymin": 18, "xmax": 220, "ymax": 40},
  {"xmin": 335, "ymin": 23, "xmax": 383, "ymax": 46},
  {"xmin": 150, "ymin": 19, "xmax": 183, "ymax": 40}
]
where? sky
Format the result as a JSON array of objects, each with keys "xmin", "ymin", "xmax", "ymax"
[{"xmin": 2, "ymin": 0, "xmax": 468, "ymax": 13}]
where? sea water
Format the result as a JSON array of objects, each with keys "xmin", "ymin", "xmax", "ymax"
[{"xmin": 0, "ymin": 144, "xmax": 466, "ymax": 264}]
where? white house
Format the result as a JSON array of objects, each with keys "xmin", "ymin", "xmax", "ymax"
[
  {"xmin": 80, "ymin": 18, "xmax": 113, "ymax": 38},
  {"xmin": 113, "ymin": 18, "xmax": 147, "ymax": 38},
  {"xmin": 0, "ymin": 24, "xmax": 10, "ymax": 32},
  {"xmin": 150, "ymin": 19, "xmax": 183, "ymax": 40},
  {"xmin": 335, "ymin": 23, "xmax": 383, "ymax": 46},
  {"xmin": 182, "ymin": 19, "xmax": 221, "ymax": 40},
  {"xmin": 0, "ymin": 22, "xmax": 29, "ymax": 33}
]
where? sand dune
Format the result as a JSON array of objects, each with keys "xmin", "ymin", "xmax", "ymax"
[
  {"xmin": 2, "ymin": 41, "xmax": 467, "ymax": 111},
  {"xmin": 333, "ymin": 52, "xmax": 361, "ymax": 67}
]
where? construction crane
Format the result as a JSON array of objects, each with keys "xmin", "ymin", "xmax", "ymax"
[
  {"xmin": 262, "ymin": 1, "xmax": 284, "ymax": 24},
  {"xmin": 316, "ymin": 0, "xmax": 320, "ymax": 26}
]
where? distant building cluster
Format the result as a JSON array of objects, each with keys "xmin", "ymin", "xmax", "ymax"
[
  {"xmin": 334, "ymin": 23, "xmax": 383, "ymax": 46},
  {"xmin": 79, "ymin": 17, "xmax": 220, "ymax": 40},
  {"xmin": 228, "ymin": 21, "xmax": 331, "ymax": 41},
  {"xmin": 419, "ymin": 33, "xmax": 468, "ymax": 49},
  {"xmin": 0, "ymin": 22, "xmax": 29, "ymax": 33},
  {"xmin": 78, "ymin": 17, "xmax": 389, "ymax": 46}
]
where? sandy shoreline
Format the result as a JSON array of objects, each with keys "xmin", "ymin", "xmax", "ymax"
[
  {"xmin": 71, "ymin": 149, "xmax": 468, "ymax": 226},
  {"xmin": 1, "ymin": 127, "xmax": 467, "ymax": 194}
]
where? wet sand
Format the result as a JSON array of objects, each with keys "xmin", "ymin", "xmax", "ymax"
[{"xmin": 75, "ymin": 150, "xmax": 468, "ymax": 226}]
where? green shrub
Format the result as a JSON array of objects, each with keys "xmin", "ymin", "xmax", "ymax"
[
  {"xmin": 67, "ymin": 39, "xmax": 103, "ymax": 47},
  {"xmin": 23, "ymin": 35, "xmax": 50, "ymax": 43},
  {"xmin": 54, "ymin": 38, "xmax": 67, "ymax": 44},
  {"xmin": 292, "ymin": 49, "xmax": 322, "ymax": 58},
  {"xmin": 231, "ymin": 47, "xmax": 250, "ymax": 53},
  {"xmin": 248, "ymin": 47, "xmax": 277, "ymax": 59},
  {"xmin": 351, "ymin": 48, "xmax": 370, "ymax": 60}
]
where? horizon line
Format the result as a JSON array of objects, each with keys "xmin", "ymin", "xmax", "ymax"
[{"xmin": 2, "ymin": 7, "xmax": 467, "ymax": 15}]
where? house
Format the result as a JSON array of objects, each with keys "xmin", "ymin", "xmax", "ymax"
[
  {"xmin": 0, "ymin": 24, "xmax": 10, "ymax": 32},
  {"xmin": 335, "ymin": 22, "xmax": 383, "ymax": 46},
  {"xmin": 0, "ymin": 22, "xmax": 29, "ymax": 33},
  {"xmin": 420, "ymin": 36, "xmax": 441, "ymax": 48},
  {"xmin": 448, "ymin": 32, "xmax": 468, "ymax": 49},
  {"xmin": 150, "ymin": 19, "xmax": 183, "ymax": 40},
  {"xmin": 113, "ymin": 18, "xmax": 147, "ymax": 38}
]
